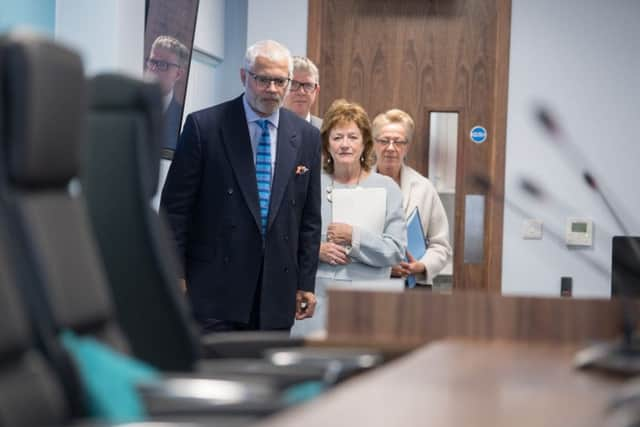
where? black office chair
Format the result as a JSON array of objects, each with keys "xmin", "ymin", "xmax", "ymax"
[
  {"xmin": 82, "ymin": 73, "xmax": 202, "ymax": 372},
  {"xmin": 0, "ymin": 227, "xmax": 71, "ymax": 427}
]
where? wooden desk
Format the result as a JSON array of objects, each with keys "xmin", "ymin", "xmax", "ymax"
[
  {"xmin": 256, "ymin": 340, "xmax": 623, "ymax": 427},
  {"xmin": 327, "ymin": 289, "xmax": 635, "ymax": 346}
]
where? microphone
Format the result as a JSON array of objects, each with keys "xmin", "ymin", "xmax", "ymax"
[
  {"xmin": 471, "ymin": 174, "xmax": 610, "ymax": 279},
  {"xmin": 535, "ymin": 106, "xmax": 636, "ymax": 235},
  {"xmin": 534, "ymin": 105, "xmax": 640, "ymax": 375},
  {"xmin": 519, "ymin": 177, "xmax": 585, "ymax": 219}
]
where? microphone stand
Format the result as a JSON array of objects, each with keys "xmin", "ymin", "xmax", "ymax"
[
  {"xmin": 536, "ymin": 106, "xmax": 640, "ymax": 375},
  {"xmin": 473, "ymin": 175, "xmax": 610, "ymax": 280}
]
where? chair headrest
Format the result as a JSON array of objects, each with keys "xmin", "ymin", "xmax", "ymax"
[
  {"xmin": 89, "ymin": 74, "xmax": 163, "ymax": 197},
  {"xmin": 0, "ymin": 31, "xmax": 86, "ymax": 188}
]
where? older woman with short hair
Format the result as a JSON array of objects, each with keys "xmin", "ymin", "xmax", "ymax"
[
  {"xmin": 373, "ymin": 109, "xmax": 452, "ymax": 285},
  {"xmin": 292, "ymin": 100, "xmax": 406, "ymax": 337}
]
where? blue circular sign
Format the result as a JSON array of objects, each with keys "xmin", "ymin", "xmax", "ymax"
[{"xmin": 470, "ymin": 125, "xmax": 487, "ymax": 144}]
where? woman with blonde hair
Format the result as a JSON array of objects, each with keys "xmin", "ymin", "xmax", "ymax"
[{"xmin": 373, "ymin": 108, "xmax": 451, "ymax": 285}]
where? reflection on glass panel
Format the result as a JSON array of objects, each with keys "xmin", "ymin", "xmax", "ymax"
[
  {"xmin": 428, "ymin": 112, "xmax": 458, "ymax": 287},
  {"xmin": 429, "ymin": 112, "xmax": 458, "ymax": 193},
  {"xmin": 463, "ymin": 194, "xmax": 485, "ymax": 263}
]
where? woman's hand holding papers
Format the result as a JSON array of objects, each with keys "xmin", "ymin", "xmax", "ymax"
[
  {"xmin": 320, "ymin": 241, "xmax": 350, "ymax": 265},
  {"xmin": 326, "ymin": 222, "xmax": 353, "ymax": 246}
]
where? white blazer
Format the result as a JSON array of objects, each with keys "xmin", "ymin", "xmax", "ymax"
[{"xmin": 399, "ymin": 165, "xmax": 452, "ymax": 284}]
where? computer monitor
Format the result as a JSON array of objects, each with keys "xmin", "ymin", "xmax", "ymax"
[{"xmin": 611, "ymin": 236, "xmax": 640, "ymax": 297}]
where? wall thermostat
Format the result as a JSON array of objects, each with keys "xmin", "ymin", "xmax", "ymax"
[{"xmin": 565, "ymin": 217, "xmax": 593, "ymax": 246}]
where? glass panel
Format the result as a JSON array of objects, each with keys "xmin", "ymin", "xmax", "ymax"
[
  {"xmin": 428, "ymin": 112, "xmax": 458, "ymax": 194},
  {"xmin": 464, "ymin": 195, "xmax": 485, "ymax": 263},
  {"xmin": 428, "ymin": 113, "xmax": 458, "ymax": 287},
  {"xmin": 144, "ymin": 0, "xmax": 200, "ymax": 156}
]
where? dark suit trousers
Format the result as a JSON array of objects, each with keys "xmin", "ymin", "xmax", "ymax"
[{"xmin": 196, "ymin": 264, "xmax": 290, "ymax": 334}]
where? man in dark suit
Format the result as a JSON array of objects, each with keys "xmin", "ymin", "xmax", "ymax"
[
  {"xmin": 145, "ymin": 35, "xmax": 189, "ymax": 151},
  {"xmin": 161, "ymin": 40, "xmax": 321, "ymax": 332}
]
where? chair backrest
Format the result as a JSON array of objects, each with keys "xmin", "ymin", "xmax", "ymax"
[
  {"xmin": 612, "ymin": 236, "xmax": 640, "ymax": 297},
  {"xmin": 0, "ymin": 34, "xmax": 72, "ymax": 422},
  {"xmin": 82, "ymin": 74, "xmax": 201, "ymax": 372},
  {"xmin": 0, "ymin": 238, "xmax": 71, "ymax": 427},
  {"xmin": 0, "ymin": 32, "xmax": 128, "ymax": 353}
]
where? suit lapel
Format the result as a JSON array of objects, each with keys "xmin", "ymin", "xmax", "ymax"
[
  {"xmin": 220, "ymin": 97, "xmax": 261, "ymax": 231},
  {"xmin": 268, "ymin": 112, "xmax": 299, "ymax": 230}
]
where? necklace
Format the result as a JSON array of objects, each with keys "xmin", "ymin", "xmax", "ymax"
[{"xmin": 326, "ymin": 168, "xmax": 363, "ymax": 203}]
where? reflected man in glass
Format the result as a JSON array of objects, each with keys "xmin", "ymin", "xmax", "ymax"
[{"xmin": 145, "ymin": 35, "xmax": 189, "ymax": 150}]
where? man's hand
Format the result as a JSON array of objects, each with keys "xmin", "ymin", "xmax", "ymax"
[
  {"xmin": 327, "ymin": 222, "xmax": 353, "ymax": 245},
  {"xmin": 179, "ymin": 279, "xmax": 187, "ymax": 294},
  {"xmin": 295, "ymin": 290, "xmax": 317, "ymax": 320}
]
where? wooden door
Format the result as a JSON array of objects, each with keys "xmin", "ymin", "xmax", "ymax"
[{"xmin": 308, "ymin": 0, "xmax": 511, "ymax": 291}]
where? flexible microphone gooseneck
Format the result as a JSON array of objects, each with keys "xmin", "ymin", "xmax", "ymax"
[
  {"xmin": 535, "ymin": 106, "xmax": 640, "ymax": 375},
  {"xmin": 472, "ymin": 174, "xmax": 610, "ymax": 279}
]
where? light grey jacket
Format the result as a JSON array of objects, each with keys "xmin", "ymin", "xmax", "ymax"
[{"xmin": 316, "ymin": 171, "xmax": 407, "ymax": 281}]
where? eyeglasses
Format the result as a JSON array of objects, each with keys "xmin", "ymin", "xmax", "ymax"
[
  {"xmin": 246, "ymin": 70, "xmax": 290, "ymax": 89},
  {"xmin": 375, "ymin": 138, "xmax": 409, "ymax": 147},
  {"xmin": 146, "ymin": 58, "xmax": 181, "ymax": 72},
  {"xmin": 290, "ymin": 80, "xmax": 317, "ymax": 93}
]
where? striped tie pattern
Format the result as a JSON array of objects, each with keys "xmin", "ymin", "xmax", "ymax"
[{"xmin": 255, "ymin": 119, "xmax": 272, "ymax": 236}]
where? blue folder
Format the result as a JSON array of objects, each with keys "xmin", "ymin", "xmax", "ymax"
[{"xmin": 405, "ymin": 207, "xmax": 428, "ymax": 288}]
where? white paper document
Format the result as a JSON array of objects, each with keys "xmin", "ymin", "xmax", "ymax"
[{"xmin": 332, "ymin": 187, "xmax": 387, "ymax": 234}]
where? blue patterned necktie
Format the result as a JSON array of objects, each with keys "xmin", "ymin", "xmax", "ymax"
[{"xmin": 255, "ymin": 119, "xmax": 272, "ymax": 236}]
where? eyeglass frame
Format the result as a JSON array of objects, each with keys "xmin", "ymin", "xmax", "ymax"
[
  {"xmin": 290, "ymin": 80, "xmax": 318, "ymax": 93},
  {"xmin": 374, "ymin": 138, "xmax": 409, "ymax": 147},
  {"xmin": 146, "ymin": 58, "xmax": 181, "ymax": 72},
  {"xmin": 245, "ymin": 69, "xmax": 291, "ymax": 89}
]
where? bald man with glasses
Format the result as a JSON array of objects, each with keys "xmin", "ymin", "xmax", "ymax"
[
  {"xmin": 284, "ymin": 56, "xmax": 322, "ymax": 129},
  {"xmin": 162, "ymin": 40, "xmax": 321, "ymax": 333}
]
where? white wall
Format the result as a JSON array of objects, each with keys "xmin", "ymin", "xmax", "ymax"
[
  {"xmin": 193, "ymin": 0, "xmax": 225, "ymax": 59},
  {"xmin": 206, "ymin": 0, "xmax": 248, "ymax": 106},
  {"xmin": 183, "ymin": 0, "xmax": 226, "ymax": 116},
  {"xmin": 246, "ymin": 0, "xmax": 308, "ymax": 56},
  {"xmin": 501, "ymin": 0, "xmax": 640, "ymax": 297},
  {"xmin": 55, "ymin": 0, "xmax": 144, "ymax": 77}
]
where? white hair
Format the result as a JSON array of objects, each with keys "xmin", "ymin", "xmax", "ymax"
[{"xmin": 243, "ymin": 40, "xmax": 293, "ymax": 75}]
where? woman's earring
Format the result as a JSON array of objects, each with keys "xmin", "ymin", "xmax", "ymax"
[
  {"xmin": 327, "ymin": 157, "xmax": 332, "ymax": 163},
  {"xmin": 360, "ymin": 155, "xmax": 364, "ymax": 162}
]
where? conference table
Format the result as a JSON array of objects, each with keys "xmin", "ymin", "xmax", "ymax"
[
  {"xmin": 255, "ymin": 289, "xmax": 639, "ymax": 426},
  {"xmin": 256, "ymin": 339, "xmax": 624, "ymax": 426}
]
